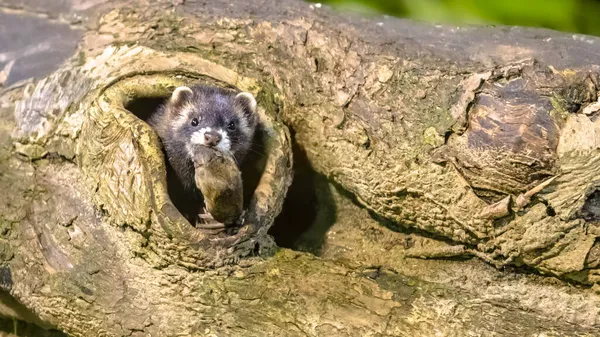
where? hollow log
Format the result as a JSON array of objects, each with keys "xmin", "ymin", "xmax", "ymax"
[{"xmin": 2, "ymin": 0, "xmax": 600, "ymax": 336}]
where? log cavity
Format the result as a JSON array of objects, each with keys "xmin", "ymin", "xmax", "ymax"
[
  {"xmin": 270, "ymin": 130, "xmax": 336, "ymax": 253},
  {"xmin": 80, "ymin": 55, "xmax": 293, "ymax": 266},
  {"xmin": 123, "ymin": 85, "xmax": 266, "ymax": 227}
]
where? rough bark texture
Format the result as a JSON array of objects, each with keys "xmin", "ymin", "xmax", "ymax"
[{"xmin": 2, "ymin": 0, "xmax": 600, "ymax": 336}]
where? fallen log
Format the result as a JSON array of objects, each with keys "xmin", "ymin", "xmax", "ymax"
[{"xmin": 1, "ymin": 0, "xmax": 600, "ymax": 336}]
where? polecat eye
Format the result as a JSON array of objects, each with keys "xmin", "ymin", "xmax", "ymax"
[
  {"xmin": 191, "ymin": 118, "xmax": 199, "ymax": 127},
  {"xmin": 227, "ymin": 121, "xmax": 236, "ymax": 131}
]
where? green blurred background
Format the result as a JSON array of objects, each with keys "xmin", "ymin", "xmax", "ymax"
[{"xmin": 311, "ymin": 0, "xmax": 600, "ymax": 36}]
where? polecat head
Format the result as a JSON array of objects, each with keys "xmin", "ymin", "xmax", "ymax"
[{"xmin": 165, "ymin": 85, "xmax": 258, "ymax": 164}]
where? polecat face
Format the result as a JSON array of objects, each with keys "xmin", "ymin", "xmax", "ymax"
[{"xmin": 165, "ymin": 85, "xmax": 258, "ymax": 164}]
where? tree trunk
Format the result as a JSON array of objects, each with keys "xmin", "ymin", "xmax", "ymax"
[{"xmin": 2, "ymin": 0, "xmax": 600, "ymax": 336}]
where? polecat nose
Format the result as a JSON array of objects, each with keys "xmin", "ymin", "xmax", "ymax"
[{"xmin": 204, "ymin": 130, "xmax": 222, "ymax": 147}]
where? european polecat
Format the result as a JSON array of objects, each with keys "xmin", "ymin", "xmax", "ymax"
[{"xmin": 148, "ymin": 84, "xmax": 258, "ymax": 223}]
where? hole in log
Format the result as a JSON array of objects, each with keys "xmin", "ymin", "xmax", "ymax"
[
  {"xmin": 270, "ymin": 131, "xmax": 336, "ymax": 254},
  {"xmin": 124, "ymin": 91, "xmax": 266, "ymax": 227},
  {"xmin": 579, "ymin": 190, "xmax": 600, "ymax": 221},
  {"xmin": 90, "ymin": 68, "xmax": 293, "ymax": 265}
]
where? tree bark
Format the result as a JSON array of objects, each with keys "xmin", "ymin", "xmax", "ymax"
[{"xmin": 2, "ymin": 0, "xmax": 600, "ymax": 336}]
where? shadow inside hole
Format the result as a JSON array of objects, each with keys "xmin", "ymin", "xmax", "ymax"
[
  {"xmin": 269, "ymin": 130, "xmax": 337, "ymax": 254},
  {"xmin": 125, "ymin": 96, "xmax": 168, "ymax": 122},
  {"xmin": 579, "ymin": 190, "xmax": 600, "ymax": 221},
  {"xmin": 0, "ymin": 318, "xmax": 68, "ymax": 337},
  {"xmin": 0, "ymin": 289, "xmax": 69, "ymax": 337},
  {"xmin": 124, "ymin": 95, "xmax": 268, "ymax": 226},
  {"xmin": 239, "ymin": 122, "xmax": 269, "ymax": 208}
]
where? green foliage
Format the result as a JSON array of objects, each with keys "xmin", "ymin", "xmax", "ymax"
[{"xmin": 313, "ymin": 0, "xmax": 600, "ymax": 36}]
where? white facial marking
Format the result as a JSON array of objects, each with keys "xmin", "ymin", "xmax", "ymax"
[
  {"xmin": 237, "ymin": 115, "xmax": 250, "ymax": 136},
  {"xmin": 171, "ymin": 102, "xmax": 195, "ymax": 130},
  {"xmin": 190, "ymin": 127, "xmax": 212, "ymax": 145},
  {"xmin": 189, "ymin": 127, "xmax": 230, "ymax": 153},
  {"xmin": 216, "ymin": 129, "xmax": 231, "ymax": 152}
]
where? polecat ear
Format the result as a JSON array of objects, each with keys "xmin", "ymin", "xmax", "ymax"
[
  {"xmin": 235, "ymin": 92, "xmax": 257, "ymax": 116},
  {"xmin": 170, "ymin": 86, "xmax": 193, "ymax": 106}
]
